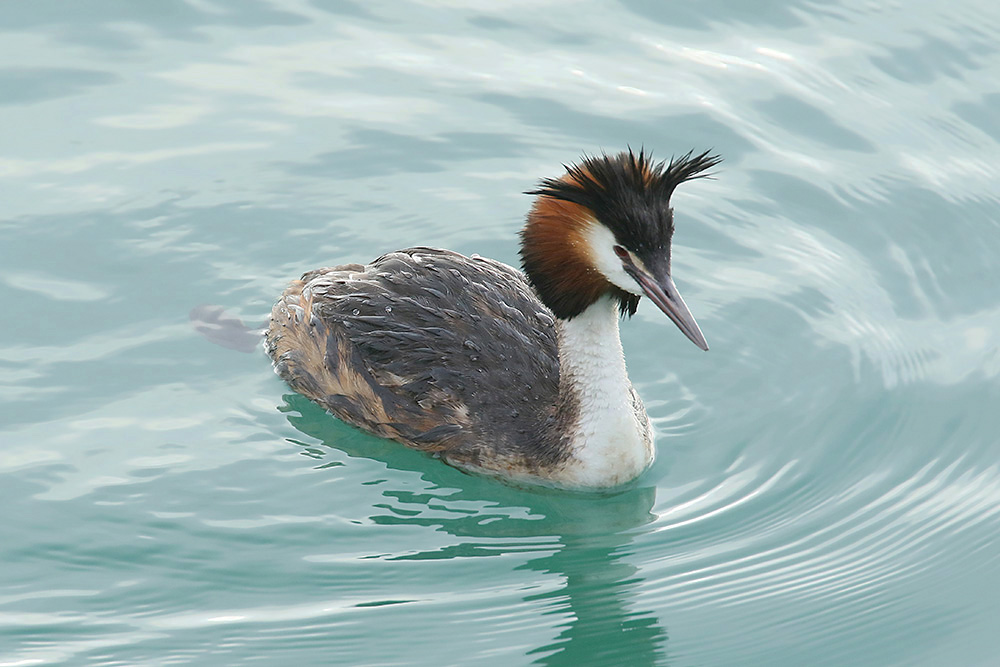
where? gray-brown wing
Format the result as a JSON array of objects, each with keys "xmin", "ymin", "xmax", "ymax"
[{"xmin": 266, "ymin": 247, "xmax": 562, "ymax": 467}]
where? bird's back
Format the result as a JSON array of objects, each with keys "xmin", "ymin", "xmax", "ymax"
[{"xmin": 265, "ymin": 247, "xmax": 570, "ymax": 476}]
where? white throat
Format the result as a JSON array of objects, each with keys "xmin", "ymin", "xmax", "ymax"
[{"xmin": 553, "ymin": 294, "xmax": 654, "ymax": 488}]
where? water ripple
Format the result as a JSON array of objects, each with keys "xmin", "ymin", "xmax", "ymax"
[{"xmin": 2, "ymin": 0, "xmax": 999, "ymax": 665}]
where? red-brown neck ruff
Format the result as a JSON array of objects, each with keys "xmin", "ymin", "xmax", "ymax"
[{"xmin": 520, "ymin": 178, "xmax": 639, "ymax": 320}]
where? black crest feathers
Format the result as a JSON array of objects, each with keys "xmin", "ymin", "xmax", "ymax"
[
  {"xmin": 527, "ymin": 148, "xmax": 720, "ymax": 218},
  {"xmin": 520, "ymin": 149, "xmax": 719, "ymax": 320},
  {"xmin": 526, "ymin": 148, "xmax": 720, "ymax": 260}
]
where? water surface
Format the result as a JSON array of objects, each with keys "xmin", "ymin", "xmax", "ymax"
[{"xmin": 2, "ymin": 1, "xmax": 999, "ymax": 665}]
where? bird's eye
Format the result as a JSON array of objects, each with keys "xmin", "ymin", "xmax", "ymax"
[{"xmin": 613, "ymin": 245, "xmax": 630, "ymax": 261}]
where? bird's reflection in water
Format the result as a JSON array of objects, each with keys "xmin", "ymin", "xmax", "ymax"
[
  {"xmin": 523, "ymin": 530, "xmax": 667, "ymax": 666},
  {"xmin": 282, "ymin": 394, "xmax": 669, "ymax": 666}
]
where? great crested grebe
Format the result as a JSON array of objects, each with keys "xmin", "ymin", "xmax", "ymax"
[{"xmin": 266, "ymin": 149, "xmax": 719, "ymax": 490}]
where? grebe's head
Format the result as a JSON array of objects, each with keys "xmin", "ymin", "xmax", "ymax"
[{"xmin": 520, "ymin": 148, "xmax": 720, "ymax": 350}]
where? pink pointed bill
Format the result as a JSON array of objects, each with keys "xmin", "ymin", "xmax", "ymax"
[
  {"xmin": 614, "ymin": 246, "xmax": 708, "ymax": 351},
  {"xmin": 631, "ymin": 271, "xmax": 709, "ymax": 351}
]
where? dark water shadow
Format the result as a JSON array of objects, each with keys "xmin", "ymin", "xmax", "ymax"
[
  {"xmin": 0, "ymin": 0, "xmax": 308, "ymax": 50},
  {"xmin": 620, "ymin": 0, "xmax": 814, "ymax": 30},
  {"xmin": 0, "ymin": 67, "xmax": 119, "ymax": 105},
  {"xmin": 281, "ymin": 393, "xmax": 670, "ymax": 665},
  {"xmin": 278, "ymin": 128, "xmax": 533, "ymax": 180}
]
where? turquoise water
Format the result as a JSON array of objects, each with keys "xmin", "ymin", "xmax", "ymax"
[{"xmin": 2, "ymin": 1, "xmax": 999, "ymax": 664}]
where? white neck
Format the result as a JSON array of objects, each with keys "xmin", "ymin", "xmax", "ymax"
[{"xmin": 552, "ymin": 295, "xmax": 653, "ymax": 488}]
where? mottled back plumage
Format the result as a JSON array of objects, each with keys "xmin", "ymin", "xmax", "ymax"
[{"xmin": 266, "ymin": 248, "xmax": 570, "ymax": 475}]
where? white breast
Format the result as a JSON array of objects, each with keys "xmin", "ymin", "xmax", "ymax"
[{"xmin": 550, "ymin": 295, "xmax": 654, "ymax": 488}]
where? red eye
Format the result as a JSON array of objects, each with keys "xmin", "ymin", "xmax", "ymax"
[{"xmin": 613, "ymin": 245, "xmax": 630, "ymax": 260}]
